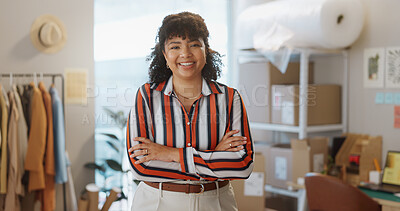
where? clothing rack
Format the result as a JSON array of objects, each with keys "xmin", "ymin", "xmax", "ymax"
[
  {"xmin": 0, "ymin": 73, "xmax": 67, "ymax": 211},
  {"xmin": 0, "ymin": 73, "xmax": 64, "ymax": 107}
]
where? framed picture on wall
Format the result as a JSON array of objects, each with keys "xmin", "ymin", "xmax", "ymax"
[
  {"xmin": 364, "ymin": 48, "xmax": 385, "ymax": 88},
  {"xmin": 385, "ymin": 47, "xmax": 400, "ymax": 88}
]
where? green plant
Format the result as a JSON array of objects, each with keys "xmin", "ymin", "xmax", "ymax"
[{"xmin": 84, "ymin": 108, "xmax": 131, "ymax": 201}]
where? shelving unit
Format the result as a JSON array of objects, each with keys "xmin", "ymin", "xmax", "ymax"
[
  {"xmin": 238, "ymin": 48, "xmax": 349, "ymax": 211},
  {"xmin": 240, "ymin": 48, "xmax": 348, "ymax": 139}
]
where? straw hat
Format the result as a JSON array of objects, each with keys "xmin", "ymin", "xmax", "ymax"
[{"xmin": 30, "ymin": 14, "xmax": 67, "ymax": 54}]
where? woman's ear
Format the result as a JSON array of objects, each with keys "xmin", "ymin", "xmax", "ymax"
[{"xmin": 162, "ymin": 51, "xmax": 168, "ymax": 68}]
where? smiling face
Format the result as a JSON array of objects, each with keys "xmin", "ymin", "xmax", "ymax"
[{"xmin": 163, "ymin": 36, "xmax": 206, "ymax": 82}]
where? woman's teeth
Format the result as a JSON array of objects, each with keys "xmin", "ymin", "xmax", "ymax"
[{"xmin": 180, "ymin": 62, "xmax": 194, "ymax": 66}]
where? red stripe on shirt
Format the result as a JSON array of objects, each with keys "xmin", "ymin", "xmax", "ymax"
[
  {"xmin": 164, "ymin": 95, "xmax": 173, "ymax": 147},
  {"xmin": 209, "ymin": 95, "xmax": 217, "ymax": 149},
  {"xmin": 225, "ymin": 87, "xmax": 235, "ymax": 133},
  {"xmin": 136, "ymin": 90, "xmax": 147, "ymax": 138},
  {"xmin": 144, "ymin": 84, "xmax": 154, "ymax": 137}
]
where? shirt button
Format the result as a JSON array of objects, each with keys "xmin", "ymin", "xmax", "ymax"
[
  {"xmin": 188, "ymin": 143, "xmax": 192, "ymax": 147},
  {"xmin": 192, "ymin": 104, "xmax": 196, "ymax": 107},
  {"xmin": 187, "ymin": 122, "xmax": 190, "ymax": 125}
]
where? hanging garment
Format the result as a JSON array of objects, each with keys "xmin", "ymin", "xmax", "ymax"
[
  {"xmin": 37, "ymin": 82, "xmax": 56, "ymax": 211},
  {"xmin": 19, "ymin": 85, "xmax": 33, "ymax": 132},
  {"xmin": 1, "ymin": 86, "xmax": 10, "ymax": 115},
  {"xmin": 65, "ymin": 152, "xmax": 77, "ymax": 211},
  {"xmin": 49, "ymin": 86, "xmax": 67, "ymax": 184},
  {"xmin": 24, "ymin": 82, "xmax": 47, "ymax": 192},
  {"xmin": 5, "ymin": 92, "xmax": 21, "ymax": 211},
  {"xmin": 0, "ymin": 85, "xmax": 9, "ymax": 194},
  {"xmin": 12, "ymin": 85, "xmax": 28, "ymax": 197}
]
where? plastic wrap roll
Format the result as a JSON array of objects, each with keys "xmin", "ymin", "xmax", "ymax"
[{"xmin": 236, "ymin": 0, "xmax": 364, "ymax": 50}]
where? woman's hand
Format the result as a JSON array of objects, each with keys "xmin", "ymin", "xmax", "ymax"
[
  {"xmin": 215, "ymin": 130, "xmax": 247, "ymax": 152},
  {"xmin": 128, "ymin": 137, "xmax": 180, "ymax": 164}
]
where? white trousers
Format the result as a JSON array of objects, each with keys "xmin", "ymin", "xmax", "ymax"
[{"xmin": 131, "ymin": 182, "xmax": 238, "ymax": 211}]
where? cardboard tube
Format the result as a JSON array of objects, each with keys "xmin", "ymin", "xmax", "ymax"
[
  {"xmin": 78, "ymin": 197, "xmax": 89, "ymax": 211},
  {"xmin": 101, "ymin": 187, "xmax": 122, "ymax": 211},
  {"xmin": 86, "ymin": 183, "xmax": 100, "ymax": 211}
]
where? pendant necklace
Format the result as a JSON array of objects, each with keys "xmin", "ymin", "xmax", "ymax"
[{"xmin": 175, "ymin": 91, "xmax": 202, "ymax": 100}]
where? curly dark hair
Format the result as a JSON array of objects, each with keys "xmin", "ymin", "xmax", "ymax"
[{"xmin": 147, "ymin": 11, "xmax": 223, "ymax": 84}]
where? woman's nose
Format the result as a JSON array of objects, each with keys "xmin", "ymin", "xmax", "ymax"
[{"xmin": 180, "ymin": 46, "xmax": 192, "ymax": 58}]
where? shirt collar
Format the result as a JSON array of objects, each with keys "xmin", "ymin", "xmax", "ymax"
[{"xmin": 151, "ymin": 76, "xmax": 224, "ymax": 96}]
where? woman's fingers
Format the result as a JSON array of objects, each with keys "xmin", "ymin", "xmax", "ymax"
[
  {"xmin": 128, "ymin": 137, "xmax": 153, "ymax": 152},
  {"xmin": 219, "ymin": 132, "xmax": 244, "ymax": 146},
  {"xmin": 134, "ymin": 137, "xmax": 152, "ymax": 143},
  {"xmin": 216, "ymin": 129, "xmax": 248, "ymax": 151},
  {"xmin": 227, "ymin": 136, "xmax": 247, "ymax": 143},
  {"xmin": 129, "ymin": 149, "xmax": 148, "ymax": 158},
  {"xmin": 221, "ymin": 130, "xmax": 240, "ymax": 141},
  {"xmin": 226, "ymin": 145, "xmax": 244, "ymax": 152},
  {"xmin": 135, "ymin": 155, "xmax": 151, "ymax": 164},
  {"xmin": 229, "ymin": 140, "xmax": 247, "ymax": 148},
  {"xmin": 223, "ymin": 136, "xmax": 247, "ymax": 149},
  {"xmin": 225, "ymin": 140, "xmax": 246, "ymax": 151},
  {"xmin": 128, "ymin": 143, "xmax": 146, "ymax": 152}
]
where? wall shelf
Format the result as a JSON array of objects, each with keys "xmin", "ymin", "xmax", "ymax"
[
  {"xmin": 251, "ymin": 122, "xmax": 345, "ymax": 133},
  {"xmin": 241, "ymin": 48, "xmax": 348, "ymax": 139}
]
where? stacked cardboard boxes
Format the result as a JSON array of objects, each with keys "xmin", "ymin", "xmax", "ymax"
[
  {"xmin": 271, "ymin": 84, "xmax": 341, "ymax": 126},
  {"xmin": 266, "ymin": 137, "xmax": 329, "ymax": 189},
  {"xmin": 238, "ymin": 61, "xmax": 314, "ymax": 124}
]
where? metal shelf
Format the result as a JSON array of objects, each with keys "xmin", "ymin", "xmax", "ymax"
[
  {"xmin": 237, "ymin": 48, "xmax": 345, "ymax": 63},
  {"xmin": 240, "ymin": 48, "xmax": 348, "ymax": 139},
  {"xmin": 251, "ymin": 122, "xmax": 344, "ymax": 133}
]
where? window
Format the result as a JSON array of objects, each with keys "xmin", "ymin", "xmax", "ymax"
[{"xmin": 94, "ymin": 0, "xmax": 231, "ymax": 209}]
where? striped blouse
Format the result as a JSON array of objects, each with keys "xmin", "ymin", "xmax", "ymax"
[{"xmin": 126, "ymin": 76, "xmax": 254, "ymax": 182}]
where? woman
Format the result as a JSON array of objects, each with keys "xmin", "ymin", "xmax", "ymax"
[{"xmin": 126, "ymin": 12, "xmax": 254, "ymax": 211}]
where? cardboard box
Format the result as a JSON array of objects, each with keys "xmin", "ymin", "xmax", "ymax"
[
  {"xmin": 237, "ymin": 61, "xmax": 314, "ymax": 124},
  {"xmin": 266, "ymin": 138, "xmax": 329, "ymax": 188},
  {"xmin": 231, "ymin": 152, "xmax": 265, "ymax": 211},
  {"xmin": 271, "ymin": 84, "xmax": 341, "ymax": 125},
  {"xmin": 291, "ymin": 137, "xmax": 329, "ymax": 184},
  {"xmin": 266, "ymin": 144, "xmax": 293, "ymax": 189}
]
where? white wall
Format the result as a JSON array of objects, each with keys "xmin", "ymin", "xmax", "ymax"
[
  {"xmin": 233, "ymin": 0, "xmax": 400, "ymax": 162},
  {"xmin": 348, "ymin": 0, "xmax": 400, "ymax": 158},
  {"xmin": 0, "ymin": 0, "xmax": 94, "ymax": 210}
]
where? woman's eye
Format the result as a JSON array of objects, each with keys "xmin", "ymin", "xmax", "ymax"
[
  {"xmin": 170, "ymin": 46, "xmax": 179, "ymax": 50},
  {"xmin": 191, "ymin": 44, "xmax": 201, "ymax": 47}
]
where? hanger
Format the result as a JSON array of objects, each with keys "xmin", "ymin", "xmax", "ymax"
[
  {"xmin": 9, "ymin": 73, "xmax": 13, "ymax": 87},
  {"xmin": 33, "ymin": 72, "xmax": 37, "ymax": 86},
  {"xmin": 40, "ymin": 72, "xmax": 44, "ymax": 82},
  {"xmin": 51, "ymin": 76, "xmax": 56, "ymax": 88}
]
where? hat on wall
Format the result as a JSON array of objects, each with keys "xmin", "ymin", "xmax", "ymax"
[{"xmin": 30, "ymin": 14, "xmax": 67, "ymax": 54}]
